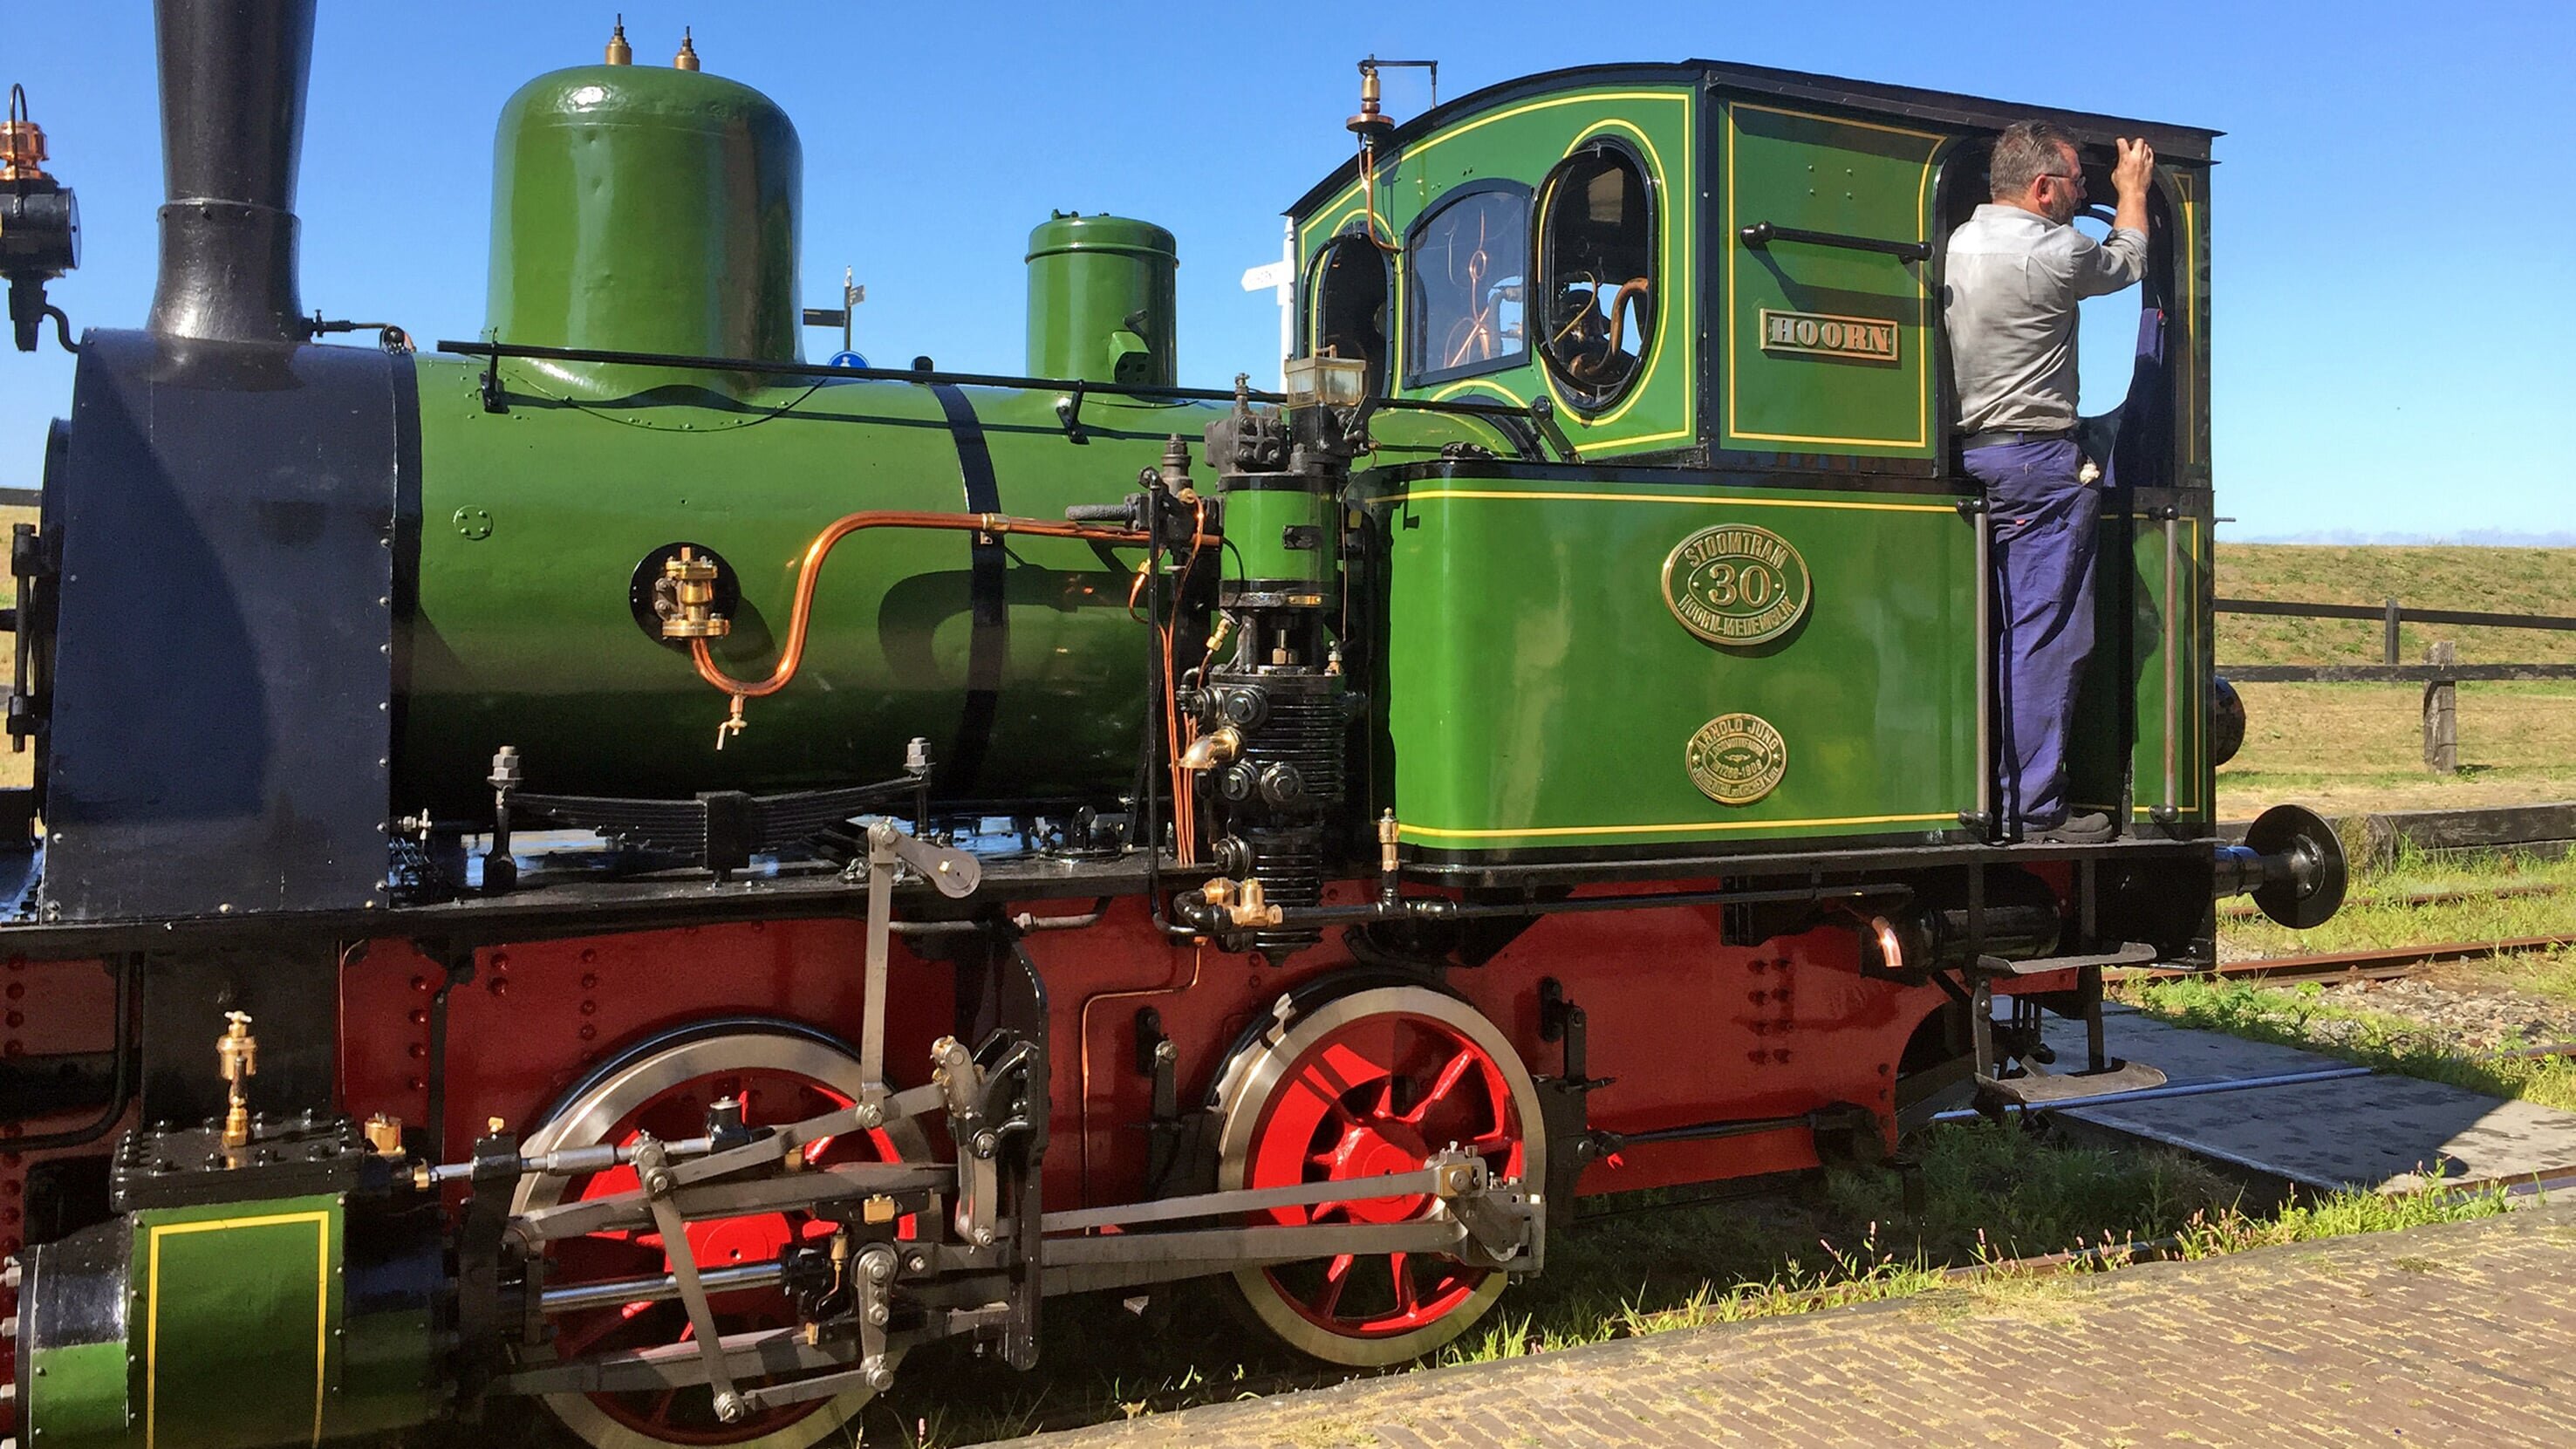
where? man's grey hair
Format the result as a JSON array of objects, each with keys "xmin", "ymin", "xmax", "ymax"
[{"xmin": 1990, "ymin": 120, "xmax": 2080, "ymax": 201}]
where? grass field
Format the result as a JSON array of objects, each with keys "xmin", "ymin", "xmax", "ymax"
[{"xmin": 2216, "ymin": 544, "xmax": 2576, "ymax": 816}]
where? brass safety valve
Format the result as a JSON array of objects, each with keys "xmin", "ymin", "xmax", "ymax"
[
  {"xmin": 216, "ymin": 1010, "xmax": 257, "ymax": 1150},
  {"xmin": 661, "ymin": 547, "xmax": 732, "ymax": 639},
  {"xmin": 1199, "ymin": 876, "xmax": 1284, "ymax": 930}
]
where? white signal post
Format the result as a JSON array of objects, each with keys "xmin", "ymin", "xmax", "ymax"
[{"xmin": 1241, "ymin": 219, "xmax": 1297, "ymax": 389}]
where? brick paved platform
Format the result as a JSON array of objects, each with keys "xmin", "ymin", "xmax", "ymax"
[{"xmin": 1000, "ymin": 1201, "xmax": 2576, "ymax": 1448}]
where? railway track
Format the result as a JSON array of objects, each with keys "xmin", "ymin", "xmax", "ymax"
[
  {"xmin": 2217, "ymin": 880, "xmax": 2567, "ymax": 919},
  {"xmin": 2120, "ymin": 933, "xmax": 2576, "ymax": 988}
]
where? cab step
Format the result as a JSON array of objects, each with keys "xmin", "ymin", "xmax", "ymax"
[
  {"xmin": 1974, "ymin": 1058, "xmax": 2168, "ymax": 1107},
  {"xmin": 1969, "ymin": 942, "xmax": 2159, "ymax": 978}
]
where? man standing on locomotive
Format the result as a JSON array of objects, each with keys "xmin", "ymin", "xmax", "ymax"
[{"xmin": 1945, "ymin": 120, "xmax": 2155, "ymax": 843}]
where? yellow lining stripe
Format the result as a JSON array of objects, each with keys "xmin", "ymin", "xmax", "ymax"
[
  {"xmin": 147, "ymin": 1208, "xmax": 332, "ymax": 1449},
  {"xmin": 1429, "ymin": 378, "xmax": 1527, "ymax": 406},
  {"xmin": 1384, "ymin": 488, "xmax": 1958, "ymax": 515},
  {"xmin": 1721, "ymin": 100, "xmax": 1945, "ymax": 450},
  {"xmin": 1403, "ymin": 811, "xmax": 1959, "ymax": 841}
]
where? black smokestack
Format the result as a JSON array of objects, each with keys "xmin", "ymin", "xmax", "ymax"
[{"xmin": 146, "ymin": 0, "xmax": 317, "ymax": 344}]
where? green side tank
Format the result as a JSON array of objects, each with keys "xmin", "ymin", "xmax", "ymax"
[{"xmin": 393, "ymin": 66, "xmax": 1512, "ymax": 818}]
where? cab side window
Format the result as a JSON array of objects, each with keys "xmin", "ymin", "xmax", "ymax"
[
  {"xmin": 1310, "ymin": 231, "xmax": 1392, "ymax": 396},
  {"xmin": 1537, "ymin": 143, "xmax": 1655, "ymax": 411},
  {"xmin": 1404, "ymin": 183, "xmax": 1529, "ymax": 386}
]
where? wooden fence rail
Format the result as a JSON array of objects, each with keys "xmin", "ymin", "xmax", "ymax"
[
  {"xmin": 2216, "ymin": 596, "xmax": 2576, "ymax": 664},
  {"xmin": 2216, "ymin": 597, "xmax": 2575, "ymax": 775}
]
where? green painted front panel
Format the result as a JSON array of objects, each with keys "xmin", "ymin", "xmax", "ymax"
[
  {"xmin": 1373, "ymin": 469, "xmax": 1977, "ymax": 851},
  {"xmin": 24, "ymin": 1340, "xmax": 129, "ymax": 1449},
  {"xmin": 404, "ymin": 361, "xmax": 1213, "ymax": 814},
  {"xmin": 1292, "ymin": 85, "xmax": 1699, "ymax": 459},
  {"xmin": 2067, "ymin": 505, "xmax": 2210, "ymax": 825},
  {"xmin": 1717, "ymin": 99, "xmax": 1943, "ymax": 459},
  {"xmin": 132, "ymin": 1196, "xmax": 341, "ymax": 1449},
  {"xmin": 1223, "ymin": 488, "xmax": 1332, "ymax": 587}
]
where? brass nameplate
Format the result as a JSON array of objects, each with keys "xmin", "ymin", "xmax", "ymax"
[
  {"xmin": 1662, "ymin": 523, "xmax": 1812, "ymax": 647},
  {"xmin": 1759, "ymin": 308, "xmax": 1899, "ymax": 363},
  {"xmin": 1685, "ymin": 713, "xmax": 1787, "ymax": 806}
]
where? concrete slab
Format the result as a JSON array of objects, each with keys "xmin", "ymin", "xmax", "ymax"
[
  {"xmin": 2031, "ymin": 1004, "xmax": 2576, "ymax": 1193},
  {"xmin": 2034, "ymin": 1003, "xmax": 2347, "ymax": 1086}
]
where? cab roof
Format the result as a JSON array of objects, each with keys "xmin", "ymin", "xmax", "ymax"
[{"xmin": 1286, "ymin": 58, "xmax": 2221, "ymax": 218}]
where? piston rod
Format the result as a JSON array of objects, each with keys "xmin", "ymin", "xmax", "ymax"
[{"xmin": 541, "ymin": 1260, "xmax": 787, "ymax": 1316}]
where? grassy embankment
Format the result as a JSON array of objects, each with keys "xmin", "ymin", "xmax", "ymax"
[{"xmin": 2217, "ymin": 544, "xmax": 2576, "ymax": 817}]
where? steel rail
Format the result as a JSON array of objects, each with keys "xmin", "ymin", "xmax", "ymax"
[
  {"xmin": 1928, "ymin": 1064, "xmax": 2375, "ymax": 1124},
  {"xmin": 2116, "ymin": 934, "xmax": 2576, "ymax": 988},
  {"xmin": 2217, "ymin": 881, "xmax": 2566, "ymax": 919}
]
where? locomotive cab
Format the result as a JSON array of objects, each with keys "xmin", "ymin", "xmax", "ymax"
[{"xmin": 1288, "ymin": 63, "xmax": 2222, "ymax": 865}]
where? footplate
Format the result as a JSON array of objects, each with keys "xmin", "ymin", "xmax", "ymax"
[
  {"xmin": 1969, "ymin": 942, "xmax": 2160, "ymax": 977},
  {"xmin": 1975, "ymin": 1058, "xmax": 2168, "ymax": 1106}
]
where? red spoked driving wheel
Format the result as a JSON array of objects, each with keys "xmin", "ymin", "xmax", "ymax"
[
  {"xmin": 1213, "ymin": 986, "xmax": 1545, "ymax": 1365},
  {"xmin": 512, "ymin": 1030, "xmax": 922, "ymax": 1449}
]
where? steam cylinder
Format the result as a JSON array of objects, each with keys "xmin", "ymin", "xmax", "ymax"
[
  {"xmin": 486, "ymin": 64, "xmax": 801, "ymax": 375},
  {"xmin": 1025, "ymin": 213, "xmax": 1177, "ymax": 384}
]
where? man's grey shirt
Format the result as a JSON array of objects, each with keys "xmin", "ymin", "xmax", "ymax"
[{"xmin": 1943, "ymin": 203, "xmax": 2146, "ymax": 434}]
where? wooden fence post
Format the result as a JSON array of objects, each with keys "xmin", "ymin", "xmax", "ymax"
[
  {"xmin": 2422, "ymin": 639, "xmax": 2458, "ymax": 774},
  {"xmin": 2384, "ymin": 598, "xmax": 2402, "ymax": 665}
]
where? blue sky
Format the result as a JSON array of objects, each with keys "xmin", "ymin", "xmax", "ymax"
[{"xmin": 5, "ymin": 1, "xmax": 2569, "ymax": 541}]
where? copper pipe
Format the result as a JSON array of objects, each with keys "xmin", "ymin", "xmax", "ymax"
[{"xmin": 687, "ymin": 511, "xmax": 1158, "ymax": 706}]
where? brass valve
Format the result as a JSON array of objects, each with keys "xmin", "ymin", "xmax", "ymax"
[
  {"xmin": 216, "ymin": 1011, "xmax": 258, "ymax": 1150},
  {"xmin": 660, "ymin": 547, "xmax": 731, "ymax": 639},
  {"xmin": 1378, "ymin": 810, "xmax": 1401, "ymax": 874},
  {"xmin": 1178, "ymin": 725, "xmax": 1241, "ymax": 772},
  {"xmin": 0, "ymin": 115, "xmax": 46, "ymax": 183},
  {"xmin": 1199, "ymin": 877, "xmax": 1283, "ymax": 930},
  {"xmin": 1347, "ymin": 61, "xmax": 1392, "ymax": 140},
  {"xmin": 364, "ymin": 1112, "xmax": 407, "ymax": 1159},
  {"xmin": 673, "ymin": 27, "xmax": 700, "ymax": 71},
  {"xmin": 605, "ymin": 16, "xmax": 632, "ymax": 65}
]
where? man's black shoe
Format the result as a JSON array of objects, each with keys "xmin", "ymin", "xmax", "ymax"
[{"xmin": 2034, "ymin": 810, "xmax": 2115, "ymax": 844}]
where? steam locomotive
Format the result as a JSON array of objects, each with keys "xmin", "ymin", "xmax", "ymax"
[{"xmin": 0, "ymin": 8, "xmax": 2345, "ymax": 1448}]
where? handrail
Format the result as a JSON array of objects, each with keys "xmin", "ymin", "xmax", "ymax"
[
  {"xmin": 1738, "ymin": 221, "xmax": 1932, "ymax": 263},
  {"xmin": 433, "ymin": 338, "xmax": 1541, "ymax": 426}
]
